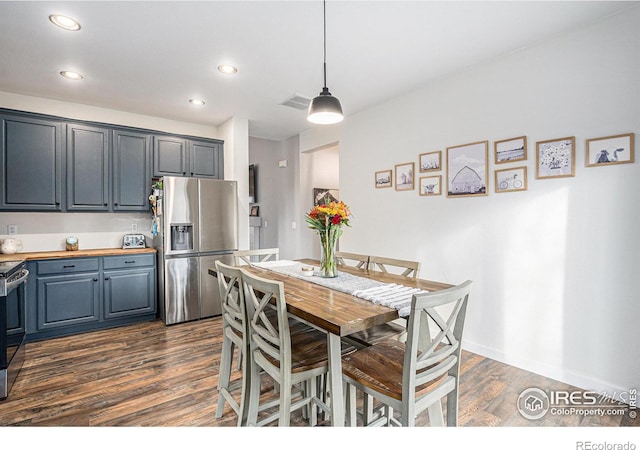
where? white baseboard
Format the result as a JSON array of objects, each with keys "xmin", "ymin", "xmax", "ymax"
[{"xmin": 462, "ymin": 340, "xmax": 632, "ymax": 404}]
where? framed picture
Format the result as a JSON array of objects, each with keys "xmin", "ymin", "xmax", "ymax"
[
  {"xmin": 395, "ymin": 162, "xmax": 415, "ymax": 191},
  {"xmin": 586, "ymin": 133, "xmax": 634, "ymax": 167},
  {"xmin": 446, "ymin": 141, "xmax": 488, "ymax": 197},
  {"xmin": 313, "ymin": 188, "xmax": 339, "ymax": 205},
  {"xmin": 495, "ymin": 136, "xmax": 527, "ymax": 164},
  {"xmin": 374, "ymin": 170, "xmax": 392, "ymax": 189},
  {"xmin": 419, "ymin": 151, "xmax": 441, "ymax": 172},
  {"xmin": 419, "ymin": 175, "xmax": 442, "ymax": 196},
  {"xmin": 250, "ymin": 205, "xmax": 259, "ymax": 217},
  {"xmin": 495, "ymin": 166, "xmax": 527, "ymax": 193},
  {"xmin": 536, "ymin": 136, "xmax": 575, "ymax": 179}
]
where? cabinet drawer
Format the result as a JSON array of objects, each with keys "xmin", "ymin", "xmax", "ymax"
[
  {"xmin": 103, "ymin": 254, "xmax": 155, "ymax": 269},
  {"xmin": 37, "ymin": 258, "xmax": 99, "ymax": 275}
]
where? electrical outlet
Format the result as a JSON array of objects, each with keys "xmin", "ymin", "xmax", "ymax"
[
  {"xmin": 132, "ymin": 223, "xmax": 138, "ymax": 232},
  {"xmin": 264, "ymin": 220, "xmax": 268, "ymax": 228},
  {"xmin": 7, "ymin": 224, "xmax": 17, "ymax": 235},
  {"xmin": 291, "ymin": 221, "xmax": 297, "ymax": 229}
]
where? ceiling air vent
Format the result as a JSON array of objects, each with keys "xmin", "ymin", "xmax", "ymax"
[{"xmin": 280, "ymin": 94, "xmax": 311, "ymax": 110}]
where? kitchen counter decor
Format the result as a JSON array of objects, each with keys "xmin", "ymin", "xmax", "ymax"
[{"xmin": 66, "ymin": 236, "xmax": 79, "ymax": 251}]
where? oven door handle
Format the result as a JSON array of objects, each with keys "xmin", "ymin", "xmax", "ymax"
[{"xmin": 6, "ymin": 269, "xmax": 29, "ymax": 291}]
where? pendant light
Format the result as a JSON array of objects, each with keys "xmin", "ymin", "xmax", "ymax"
[{"xmin": 307, "ymin": 0, "xmax": 344, "ymax": 125}]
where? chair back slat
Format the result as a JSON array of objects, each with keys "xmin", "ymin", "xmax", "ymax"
[
  {"xmin": 336, "ymin": 251, "xmax": 369, "ymax": 270},
  {"xmin": 233, "ymin": 248, "xmax": 280, "ymax": 266},
  {"xmin": 368, "ymin": 255, "xmax": 421, "ymax": 278},
  {"xmin": 215, "ymin": 261, "xmax": 247, "ymax": 340}
]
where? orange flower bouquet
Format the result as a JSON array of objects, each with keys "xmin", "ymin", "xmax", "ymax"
[{"xmin": 305, "ymin": 200, "xmax": 351, "ymax": 277}]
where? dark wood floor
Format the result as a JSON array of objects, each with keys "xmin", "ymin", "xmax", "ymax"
[{"xmin": 0, "ymin": 317, "xmax": 636, "ymax": 427}]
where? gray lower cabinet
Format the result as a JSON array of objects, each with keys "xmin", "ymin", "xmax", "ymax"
[
  {"xmin": 37, "ymin": 272, "xmax": 101, "ymax": 330},
  {"xmin": 0, "ymin": 114, "xmax": 64, "ymax": 211},
  {"xmin": 103, "ymin": 254, "xmax": 156, "ymax": 319},
  {"xmin": 27, "ymin": 254, "xmax": 156, "ymax": 341}
]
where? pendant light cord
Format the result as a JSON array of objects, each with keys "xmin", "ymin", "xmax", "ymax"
[{"xmin": 323, "ymin": 0, "xmax": 327, "ymax": 89}]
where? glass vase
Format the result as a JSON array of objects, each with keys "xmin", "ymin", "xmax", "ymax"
[{"xmin": 319, "ymin": 226, "xmax": 340, "ymax": 278}]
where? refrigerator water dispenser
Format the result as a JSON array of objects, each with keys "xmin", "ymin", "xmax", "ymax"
[{"xmin": 170, "ymin": 224, "xmax": 193, "ymax": 251}]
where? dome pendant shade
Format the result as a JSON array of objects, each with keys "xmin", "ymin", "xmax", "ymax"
[
  {"xmin": 307, "ymin": 87, "xmax": 343, "ymax": 124},
  {"xmin": 307, "ymin": 0, "xmax": 343, "ymax": 125}
]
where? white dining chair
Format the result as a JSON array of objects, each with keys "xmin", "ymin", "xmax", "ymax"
[
  {"xmin": 348, "ymin": 255, "xmax": 423, "ymax": 348},
  {"xmin": 335, "ymin": 251, "xmax": 369, "ymax": 270},
  {"xmin": 242, "ymin": 269, "xmax": 336, "ymax": 426},
  {"xmin": 214, "ymin": 261, "xmax": 251, "ymax": 425},
  {"xmin": 342, "ymin": 280, "xmax": 472, "ymax": 426},
  {"xmin": 342, "ymin": 255, "xmax": 424, "ymax": 421},
  {"xmin": 233, "ymin": 248, "xmax": 280, "ymax": 266},
  {"xmin": 368, "ymin": 255, "xmax": 421, "ymax": 278}
]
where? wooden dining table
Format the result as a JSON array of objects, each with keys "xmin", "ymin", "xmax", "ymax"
[{"xmin": 209, "ymin": 258, "xmax": 452, "ymax": 426}]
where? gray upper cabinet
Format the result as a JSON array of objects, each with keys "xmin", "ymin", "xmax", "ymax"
[
  {"xmin": 66, "ymin": 123, "xmax": 110, "ymax": 211},
  {"xmin": 113, "ymin": 130, "xmax": 152, "ymax": 211},
  {"xmin": 189, "ymin": 140, "xmax": 222, "ymax": 178},
  {"xmin": 0, "ymin": 109, "xmax": 223, "ymax": 212},
  {"xmin": 153, "ymin": 135, "xmax": 223, "ymax": 179},
  {"xmin": 153, "ymin": 136, "xmax": 188, "ymax": 177},
  {"xmin": 0, "ymin": 114, "xmax": 64, "ymax": 211}
]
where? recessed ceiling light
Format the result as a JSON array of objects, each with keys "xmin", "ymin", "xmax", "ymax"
[
  {"xmin": 60, "ymin": 71, "xmax": 83, "ymax": 80},
  {"xmin": 189, "ymin": 99, "xmax": 206, "ymax": 106},
  {"xmin": 217, "ymin": 65, "xmax": 238, "ymax": 75},
  {"xmin": 49, "ymin": 14, "xmax": 81, "ymax": 31}
]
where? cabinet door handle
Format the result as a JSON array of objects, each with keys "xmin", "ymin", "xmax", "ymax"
[
  {"xmin": 104, "ymin": 277, "xmax": 110, "ymax": 281},
  {"xmin": 63, "ymin": 265, "xmax": 75, "ymax": 268},
  {"xmin": 124, "ymin": 260, "xmax": 135, "ymax": 264},
  {"xmin": 93, "ymin": 278, "xmax": 98, "ymax": 282}
]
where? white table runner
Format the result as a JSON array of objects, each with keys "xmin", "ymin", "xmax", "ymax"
[{"xmin": 252, "ymin": 260, "xmax": 429, "ymax": 317}]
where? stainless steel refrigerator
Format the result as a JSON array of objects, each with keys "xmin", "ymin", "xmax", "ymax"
[{"xmin": 154, "ymin": 177, "xmax": 238, "ymax": 325}]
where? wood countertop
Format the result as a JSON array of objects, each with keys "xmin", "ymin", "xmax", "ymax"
[{"xmin": 0, "ymin": 247, "xmax": 156, "ymax": 262}]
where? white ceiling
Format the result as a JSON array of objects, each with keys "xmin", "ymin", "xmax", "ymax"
[{"xmin": 0, "ymin": 1, "xmax": 636, "ymax": 141}]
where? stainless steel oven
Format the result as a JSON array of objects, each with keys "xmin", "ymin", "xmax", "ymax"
[{"xmin": 0, "ymin": 259, "xmax": 28, "ymax": 400}]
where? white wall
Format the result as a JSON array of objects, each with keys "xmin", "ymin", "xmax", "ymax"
[
  {"xmin": 248, "ymin": 136, "xmax": 301, "ymax": 259},
  {"xmin": 299, "ymin": 125, "xmax": 341, "ymax": 153},
  {"xmin": 299, "ymin": 146, "xmax": 340, "ymax": 259},
  {"xmin": 0, "ymin": 91, "xmax": 221, "ymax": 139},
  {"xmin": 219, "ymin": 116, "xmax": 250, "ymax": 252},
  {"xmin": 248, "ymin": 137, "xmax": 340, "ymax": 260},
  {"xmin": 339, "ymin": 8, "xmax": 640, "ymax": 396}
]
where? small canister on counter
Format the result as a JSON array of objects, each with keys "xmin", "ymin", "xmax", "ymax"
[{"xmin": 66, "ymin": 236, "xmax": 79, "ymax": 251}]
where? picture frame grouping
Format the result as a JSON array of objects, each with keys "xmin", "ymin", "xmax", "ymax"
[{"xmin": 374, "ymin": 132, "xmax": 634, "ymax": 197}]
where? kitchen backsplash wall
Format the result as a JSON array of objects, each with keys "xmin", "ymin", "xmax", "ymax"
[{"xmin": 0, "ymin": 212, "xmax": 152, "ymax": 252}]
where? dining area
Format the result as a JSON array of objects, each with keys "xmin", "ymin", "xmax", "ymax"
[{"xmin": 209, "ymin": 246, "xmax": 472, "ymax": 427}]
